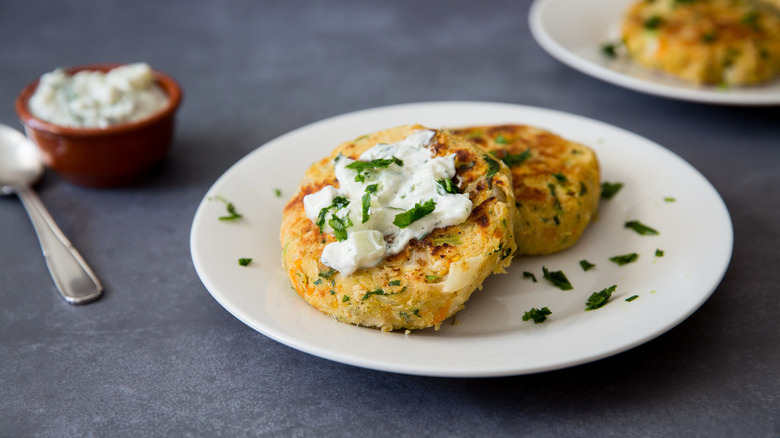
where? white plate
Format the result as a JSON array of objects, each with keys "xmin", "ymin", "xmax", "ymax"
[
  {"xmin": 529, "ymin": 0, "xmax": 780, "ymax": 105},
  {"xmin": 190, "ymin": 102, "xmax": 732, "ymax": 377}
]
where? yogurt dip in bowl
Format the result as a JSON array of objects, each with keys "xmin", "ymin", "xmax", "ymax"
[{"xmin": 16, "ymin": 63, "xmax": 182, "ymax": 187}]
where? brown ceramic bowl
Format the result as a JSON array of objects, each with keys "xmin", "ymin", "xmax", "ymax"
[{"xmin": 15, "ymin": 63, "xmax": 182, "ymax": 187}]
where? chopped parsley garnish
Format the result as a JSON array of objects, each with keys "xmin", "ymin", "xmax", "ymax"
[
  {"xmin": 483, "ymin": 155, "xmax": 500, "ymax": 180},
  {"xmin": 542, "ymin": 266, "xmax": 573, "ymax": 290},
  {"xmin": 625, "ymin": 295, "xmax": 639, "ymax": 302},
  {"xmin": 238, "ymin": 258, "xmax": 252, "ymax": 266},
  {"xmin": 400, "ymin": 309, "xmax": 421, "ymax": 319},
  {"xmin": 580, "ymin": 260, "xmax": 596, "ymax": 271},
  {"xmin": 361, "ymin": 184, "xmax": 378, "ymax": 223},
  {"xmin": 601, "ymin": 182, "xmax": 623, "ymax": 199},
  {"xmin": 273, "ymin": 188, "xmax": 282, "ymax": 197},
  {"xmin": 346, "ymin": 157, "xmax": 403, "ymax": 182},
  {"xmin": 552, "ymin": 172, "xmax": 567, "ymax": 183},
  {"xmin": 742, "ymin": 10, "xmax": 761, "ymax": 30},
  {"xmin": 579, "ymin": 181, "xmax": 588, "ymax": 196},
  {"xmin": 361, "ymin": 288, "xmax": 405, "ymax": 300},
  {"xmin": 437, "ymin": 178, "xmax": 460, "ymax": 194},
  {"xmin": 601, "ymin": 42, "xmax": 618, "ymax": 58},
  {"xmin": 342, "ymin": 295, "xmax": 350, "ymax": 302},
  {"xmin": 388, "ymin": 280, "xmax": 402, "ymax": 286},
  {"xmin": 585, "ymin": 285, "xmax": 617, "ymax": 310},
  {"xmin": 664, "ymin": 197, "xmax": 676, "ymax": 202},
  {"xmin": 393, "ymin": 199, "xmax": 436, "ymax": 228},
  {"xmin": 495, "ymin": 134, "xmax": 509, "ymax": 144},
  {"xmin": 610, "ymin": 253, "xmax": 639, "ymax": 266},
  {"xmin": 702, "ymin": 32, "xmax": 716, "ymax": 43},
  {"xmin": 655, "ymin": 249, "xmax": 664, "ymax": 257},
  {"xmin": 523, "ymin": 271, "xmax": 538, "ymax": 282},
  {"xmin": 548, "ymin": 183, "xmax": 563, "ymax": 213},
  {"xmin": 425, "ymin": 274, "xmax": 439, "ymax": 282},
  {"xmin": 316, "ymin": 197, "xmax": 350, "ymax": 232},
  {"xmin": 644, "ymin": 15, "xmax": 663, "ymax": 30},
  {"xmin": 329, "ymin": 215, "xmax": 352, "ymax": 241},
  {"xmin": 493, "ymin": 149, "xmax": 531, "ymax": 167},
  {"xmin": 522, "ymin": 307, "xmax": 552, "ymax": 324},
  {"xmin": 625, "ymin": 220, "xmax": 659, "ymax": 236},
  {"xmin": 210, "ymin": 196, "xmax": 242, "ymax": 221},
  {"xmin": 319, "ymin": 268, "xmax": 336, "ymax": 278},
  {"xmin": 313, "ymin": 278, "xmax": 323, "ymax": 285},
  {"xmin": 332, "ymin": 196, "xmax": 349, "ymax": 209}
]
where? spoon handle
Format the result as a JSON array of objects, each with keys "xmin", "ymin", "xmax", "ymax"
[{"xmin": 15, "ymin": 186, "xmax": 103, "ymax": 304}]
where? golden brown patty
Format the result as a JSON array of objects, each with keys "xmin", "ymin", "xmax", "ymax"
[
  {"xmin": 621, "ymin": 0, "xmax": 780, "ymax": 85},
  {"xmin": 450, "ymin": 124, "xmax": 600, "ymax": 256},
  {"xmin": 280, "ymin": 124, "xmax": 516, "ymax": 331}
]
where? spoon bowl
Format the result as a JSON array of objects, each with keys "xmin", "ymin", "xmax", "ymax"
[
  {"xmin": 0, "ymin": 124, "xmax": 102, "ymax": 304},
  {"xmin": 0, "ymin": 125, "xmax": 42, "ymax": 194}
]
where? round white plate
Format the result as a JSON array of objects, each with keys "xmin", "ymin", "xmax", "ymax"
[
  {"xmin": 529, "ymin": 0, "xmax": 780, "ymax": 106},
  {"xmin": 190, "ymin": 102, "xmax": 733, "ymax": 377}
]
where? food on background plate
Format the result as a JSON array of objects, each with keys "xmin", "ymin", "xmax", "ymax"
[
  {"xmin": 280, "ymin": 125, "xmax": 517, "ymax": 331},
  {"xmin": 450, "ymin": 125, "xmax": 600, "ymax": 256},
  {"xmin": 620, "ymin": 0, "xmax": 780, "ymax": 86},
  {"xmin": 27, "ymin": 63, "xmax": 169, "ymax": 128}
]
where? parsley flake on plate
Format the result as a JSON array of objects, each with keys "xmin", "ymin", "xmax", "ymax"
[
  {"xmin": 585, "ymin": 285, "xmax": 617, "ymax": 310},
  {"xmin": 610, "ymin": 253, "xmax": 639, "ymax": 266},
  {"xmin": 211, "ymin": 196, "xmax": 243, "ymax": 221},
  {"xmin": 238, "ymin": 258, "xmax": 252, "ymax": 266},
  {"xmin": 579, "ymin": 260, "xmax": 596, "ymax": 271},
  {"xmin": 522, "ymin": 307, "xmax": 552, "ymax": 324},
  {"xmin": 542, "ymin": 266, "xmax": 573, "ymax": 290},
  {"xmin": 600, "ymin": 182, "xmax": 623, "ymax": 199},
  {"xmin": 625, "ymin": 220, "xmax": 659, "ymax": 236}
]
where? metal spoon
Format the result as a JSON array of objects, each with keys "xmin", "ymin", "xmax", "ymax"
[{"xmin": 0, "ymin": 124, "xmax": 102, "ymax": 304}]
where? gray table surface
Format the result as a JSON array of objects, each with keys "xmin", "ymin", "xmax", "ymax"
[{"xmin": 1, "ymin": 0, "xmax": 778, "ymax": 436}]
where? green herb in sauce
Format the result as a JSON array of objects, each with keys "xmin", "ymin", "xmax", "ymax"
[
  {"xmin": 393, "ymin": 199, "xmax": 436, "ymax": 228},
  {"xmin": 346, "ymin": 157, "xmax": 403, "ymax": 182},
  {"xmin": 437, "ymin": 178, "xmax": 460, "ymax": 194}
]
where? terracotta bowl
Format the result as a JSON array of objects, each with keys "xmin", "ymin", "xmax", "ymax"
[{"xmin": 15, "ymin": 63, "xmax": 182, "ymax": 187}]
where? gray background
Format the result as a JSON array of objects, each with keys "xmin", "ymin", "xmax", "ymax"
[{"xmin": 1, "ymin": 0, "xmax": 777, "ymax": 436}]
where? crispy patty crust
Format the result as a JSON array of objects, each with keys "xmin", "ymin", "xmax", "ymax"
[
  {"xmin": 280, "ymin": 125, "xmax": 516, "ymax": 331},
  {"xmin": 450, "ymin": 124, "xmax": 600, "ymax": 256},
  {"xmin": 622, "ymin": 0, "xmax": 780, "ymax": 85}
]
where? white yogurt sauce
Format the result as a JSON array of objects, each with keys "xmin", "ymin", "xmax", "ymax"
[
  {"xmin": 303, "ymin": 130, "xmax": 473, "ymax": 275},
  {"xmin": 28, "ymin": 63, "xmax": 169, "ymax": 128}
]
